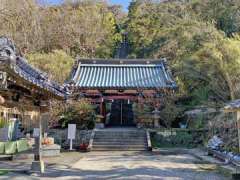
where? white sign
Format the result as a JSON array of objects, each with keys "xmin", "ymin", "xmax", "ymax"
[
  {"xmin": 68, "ymin": 124, "xmax": 76, "ymax": 151},
  {"xmin": 68, "ymin": 124, "xmax": 76, "ymax": 140},
  {"xmin": 33, "ymin": 128, "xmax": 40, "ymax": 137}
]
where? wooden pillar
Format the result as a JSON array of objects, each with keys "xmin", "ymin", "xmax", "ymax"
[
  {"xmin": 100, "ymin": 102, "xmax": 106, "ymax": 124},
  {"xmin": 237, "ymin": 111, "xmax": 240, "ymax": 153}
]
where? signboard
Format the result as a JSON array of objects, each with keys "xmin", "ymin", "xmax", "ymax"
[
  {"xmin": 68, "ymin": 124, "xmax": 76, "ymax": 140},
  {"xmin": 33, "ymin": 128, "xmax": 40, "ymax": 137},
  {"xmin": 68, "ymin": 124, "xmax": 76, "ymax": 150}
]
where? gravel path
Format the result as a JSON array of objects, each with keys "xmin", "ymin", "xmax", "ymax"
[{"xmin": 0, "ymin": 151, "xmax": 228, "ymax": 180}]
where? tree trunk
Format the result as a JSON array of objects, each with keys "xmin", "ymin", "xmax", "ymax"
[{"xmin": 224, "ymin": 71, "xmax": 235, "ymax": 100}]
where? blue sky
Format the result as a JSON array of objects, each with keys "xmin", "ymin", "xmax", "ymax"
[
  {"xmin": 43, "ymin": 0, "xmax": 131, "ymax": 11},
  {"xmin": 110, "ymin": 0, "xmax": 130, "ymax": 11}
]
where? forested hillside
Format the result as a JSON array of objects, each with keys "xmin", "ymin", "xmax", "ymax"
[
  {"xmin": 0, "ymin": 0, "xmax": 123, "ymax": 82},
  {"xmin": 1, "ymin": 0, "xmax": 240, "ymax": 110}
]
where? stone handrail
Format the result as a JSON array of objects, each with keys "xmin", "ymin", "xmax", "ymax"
[
  {"xmin": 146, "ymin": 130, "xmax": 152, "ymax": 151},
  {"xmin": 87, "ymin": 130, "xmax": 95, "ymax": 151}
]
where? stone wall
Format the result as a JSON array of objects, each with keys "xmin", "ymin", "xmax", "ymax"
[{"xmin": 47, "ymin": 129, "xmax": 92, "ymax": 148}]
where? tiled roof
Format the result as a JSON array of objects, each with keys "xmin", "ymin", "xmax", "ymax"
[
  {"xmin": 69, "ymin": 59, "xmax": 177, "ymax": 90},
  {"xmin": 0, "ymin": 37, "xmax": 67, "ymax": 98},
  {"xmin": 13, "ymin": 57, "xmax": 67, "ymax": 97}
]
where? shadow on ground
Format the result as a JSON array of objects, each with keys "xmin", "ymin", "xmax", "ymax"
[{"xmin": 0, "ymin": 151, "xmax": 227, "ymax": 180}]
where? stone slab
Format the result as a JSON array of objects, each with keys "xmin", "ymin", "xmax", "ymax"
[{"xmin": 42, "ymin": 144, "xmax": 61, "ymax": 157}]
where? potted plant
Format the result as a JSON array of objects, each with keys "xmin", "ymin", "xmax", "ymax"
[
  {"xmin": 79, "ymin": 142, "xmax": 88, "ymax": 152},
  {"xmin": 79, "ymin": 137, "xmax": 88, "ymax": 152}
]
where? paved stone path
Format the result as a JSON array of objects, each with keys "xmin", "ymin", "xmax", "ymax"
[{"xmin": 0, "ymin": 151, "xmax": 227, "ymax": 180}]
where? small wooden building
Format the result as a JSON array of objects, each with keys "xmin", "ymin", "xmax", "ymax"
[
  {"xmin": 67, "ymin": 59, "xmax": 177, "ymax": 127},
  {"xmin": 0, "ymin": 37, "xmax": 67, "ymax": 132}
]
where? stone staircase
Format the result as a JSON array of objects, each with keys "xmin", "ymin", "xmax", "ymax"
[{"xmin": 92, "ymin": 128, "xmax": 150, "ymax": 151}]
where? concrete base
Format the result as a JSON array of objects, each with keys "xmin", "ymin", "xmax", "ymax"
[
  {"xmin": 42, "ymin": 144, "xmax": 61, "ymax": 157},
  {"xmin": 13, "ymin": 150, "xmax": 34, "ymax": 160},
  {"xmin": 31, "ymin": 160, "xmax": 45, "ymax": 173}
]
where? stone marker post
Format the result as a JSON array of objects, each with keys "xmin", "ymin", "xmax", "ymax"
[
  {"xmin": 31, "ymin": 109, "xmax": 45, "ymax": 173},
  {"xmin": 153, "ymin": 108, "xmax": 160, "ymax": 128}
]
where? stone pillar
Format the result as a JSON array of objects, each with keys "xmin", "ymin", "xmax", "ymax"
[
  {"xmin": 97, "ymin": 97, "xmax": 106, "ymax": 128},
  {"xmin": 152, "ymin": 108, "xmax": 160, "ymax": 128},
  {"xmin": 31, "ymin": 110, "xmax": 45, "ymax": 173}
]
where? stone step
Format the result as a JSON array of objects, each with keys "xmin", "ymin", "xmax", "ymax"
[
  {"xmin": 94, "ymin": 136, "xmax": 146, "ymax": 139},
  {"xmin": 94, "ymin": 140, "xmax": 146, "ymax": 143},
  {"xmin": 94, "ymin": 134, "xmax": 145, "ymax": 136},
  {"xmin": 95, "ymin": 130, "xmax": 145, "ymax": 133},
  {"xmin": 95, "ymin": 130, "xmax": 145, "ymax": 132},
  {"xmin": 93, "ymin": 147, "xmax": 147, "ymax": 150},
  {"xmin": 94, "ymin": 136, "xmax": 146, "ymax": 141},
  {"xmin": 93, "ymin": 145, "xmax": 146, "ymax": 149},
  {"xmin": 92, "ymin": 128, "xmax": 148, "ymax": 151},
  {"xmin": 94, "ymin": 139, "xmax": 146, "ymax": 142},
  {"xmin": 94, "ymin": 135, "xmax": 146, "ymax": 138},
  {"xmin": 95, "ymin": 132, "xmax": 146, "ymax": 135},
  {"xmin": 95, "ymin": 139, "xmax": 146, "ymax": 141},
  {"xmin": 93, "ymin": 148, "xmax": 147, "ymax": 151},
  {"xmin": 94, "ymin": 133, "xmax": 146, "ymax": 137},
  {"xmin": 93, "ymin": 142, "xmax": 148, "ymax": 145}
]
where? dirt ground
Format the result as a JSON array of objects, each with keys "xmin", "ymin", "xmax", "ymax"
[{"xmin": 0, "ymin": 151, "xmax": 228, "ymax": 180}]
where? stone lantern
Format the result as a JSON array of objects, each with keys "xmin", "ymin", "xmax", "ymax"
[{"xmin": 152, "ymin": 107, "xmax": 160, "ymax": 128}]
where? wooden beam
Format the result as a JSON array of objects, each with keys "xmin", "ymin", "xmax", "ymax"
[{"xmin": 103, "ymin": 96, "xmax": 137, "ymax": 100}]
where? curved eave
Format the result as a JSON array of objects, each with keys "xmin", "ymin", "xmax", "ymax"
[
  {"xmin": 0, "ymin": 56, "xmax": 67, "ymax": 100},
  {"xmin": 71, "ymin": 85, "xmax": 177, "ymax": 91},
  {"xmin": 69, "ymin": 59, "xmax": 177, "ymax": 92}
]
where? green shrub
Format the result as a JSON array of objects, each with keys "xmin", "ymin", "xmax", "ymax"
[
  {"xmin": 58, "ymin": 100, "xmax": 96, "ymax": 130},
  {"xmin": 152, "ymin": 130, "xmax": 204, "ymax": 148},
  {"xmin": 171, "ymin": 131, "xmax": 194, "ymax": 147}
]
